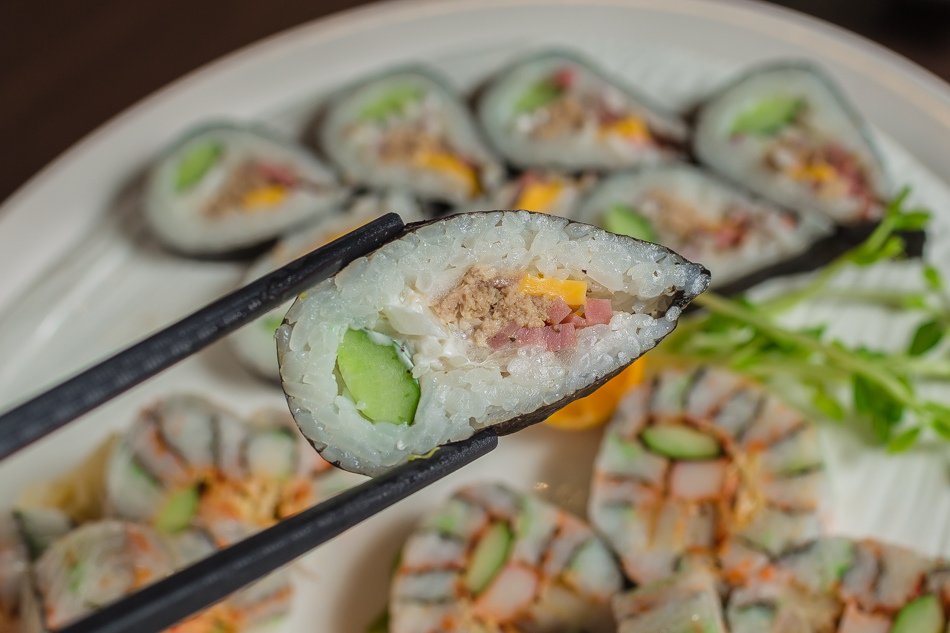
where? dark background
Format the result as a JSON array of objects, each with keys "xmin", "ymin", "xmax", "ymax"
[{"xmin": 1, "ymin": 0, "xmax": 949, "ymax": 204}]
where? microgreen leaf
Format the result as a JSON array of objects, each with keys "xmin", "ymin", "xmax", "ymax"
[
  {"xmin": 932, "ymin": 417, "xmax": 950, "ymax": 441},
  {"xmin": 923, "ymin": 265, "xmax": 944, "ymax": 291},
  {"xmin": 908, "ymin": 320, "xmax": 944, "ymax": 356},
  {"xmin": 853, "ymin": 374, "xmax": 905, "ymax": 441},
  {"xmin": 886, "ymin": 426, "xmax": 920, "ymax": 453},
  {"xmin": 811, "ymin": 387, "xmax": 845, "ymax": 421}
]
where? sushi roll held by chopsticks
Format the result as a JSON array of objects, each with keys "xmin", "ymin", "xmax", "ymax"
[{"xmin": 277, "ymin": 211, "xmax": 710, "ymax": 476}]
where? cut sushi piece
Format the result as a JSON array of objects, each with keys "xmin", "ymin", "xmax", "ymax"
[
  {"xmin": 0, "ymin": 509, "xmax": 72, "ymax": 631},
  {"xmin": 230, "ymin": 191, "xmax": 423, "ymax": 380},
  {"xmin": 575, "ymin": 165, "xmax": 833, "ymax": 290},
  {"xmin": 105, "ymin": 395, "xmax": 362, "ymax": 547},
  {"xmin": 277, "ymin": 211, "xmax": 709, "ymax": 475},
  {"xmin": 612, "ymin": 566, "xmax": 727, "ymax": 633},
  {"xmin": 726, "ymin": 577, "xmax": 841, "ymax": 633},
  {"xmin": 693, "ymin": 62, "xmax": 890, "ymax": 225},
  {"xmin": 388, "ymin": 482, "xmax": 623, "ymax": 633},
  {"xmin": 319, "ymin": 67, "xmax": 503, "ymax": 203},
  {"xmin": 144, "ymin": 122, "xmax": 345, "ymax": 254},
  {"xmin": 589, "ymin": 366, "xmax": 824, "ymax": 584},
  {"xmin": 487, "ymin": 170, "xmax": 596, "ymax": 217},
  {"xmin": 19, "ymin": 521, "xmax": 175, "ymax": 631},
  {"xmin": 18, "ymin": 521, "xmax": 242, "ymax": 633},
  {"xmin": 477, "ymin": 49, "xmax": 687, "ymax": 170}
]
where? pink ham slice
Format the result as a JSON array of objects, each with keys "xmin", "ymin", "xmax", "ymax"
[
  {"xmin": 583, "ymin": 299, "xmax": 613, "ymax": 326},
  {"xmin": 543, "ymin": 323, "xmax": 576, "ymax": 352},
  {"xmin": 547, "ymin": 298, "xmax": 573, "ymax": 325},
  {"xmin": 669, "ymin": 460, "xmax": 729, "ymax": 501},
  {"xmin": 514, "ymin": 327, "xmax": 545, "ymax": 347},
  {"xmin": 568, "ymin": 314, "xmax": 587, "ymax": 328},
  {"xmin": 488, "ymin": 323, "xmax": 519, "ymax": 349}
]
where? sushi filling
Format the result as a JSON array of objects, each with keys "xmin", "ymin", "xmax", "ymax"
[
  {"xmin": 731, "ymin": 97, "xmax": 877, "ymax": 218},
  {"xmin": 348, "ymin": 86, "xmax": 483, "ymax": 197},
  {"xmin": 432, "ymin": 265, "xmax": 618, "ymax": 351},
  {"xmin": 514, "ymin": 66, "xmax": 669, "ymax": 153},
  {"xmin": 174, "ymin": 141, "xmax": 326, "ymax": 218}
]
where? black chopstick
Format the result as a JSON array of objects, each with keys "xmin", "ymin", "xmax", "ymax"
[
  {"xmin": 0, "ymin": 213, "xmax": 405, "ymax": 459},
  {"xmin": 57, "ymin": 428, "xmax": 497, "ymax": 633}
]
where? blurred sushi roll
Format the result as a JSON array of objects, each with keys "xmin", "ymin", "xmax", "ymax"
[
  {"xmin": 319, "ymin": 68, "xmax": 503, "ymax": 204},
  {"xmin": 612, "ymin": 566, "xmax": 727, "ymax": 633},
  {"xmin": 144, "ymin": 122, "xmax": 345, "ymax": 255},
  {"xmin": 727, "ymin": 537, "xmax": 945, "ymax": 632},
  {"xmin": 230, "ymin": 191, "xmax": 424, "ymax": 380},
  {"xmin": 693, "ymin": 62, "xmax": 890, "ymax": 225},
  {"xmin": 105, "ymin": 395, "xmax": 361, "ymax": 547},
  {"xmin": 487, "ymin": 170, "xmax": 596, "ymax": 217},
  {"xmin": 19, "ymin": 521, "xmax": 175, "ymax": 632},
  {"xmin": 277, "ymin": 211, "xmax": 709, "ymax": 475},
  {"xmin": 0, "ymin": 509, "xmax": 72, "ymax": 630},
  {"xmin": 575, "ymin": 164, "xmax": 832, "ymax": 290},
  {"xmin": 477, "ymin": 49, "xmax": 687, "ymax": 171},
  {"xmin": 388, "ymin": 482, "xmax": 622, "ymax": 633},
  {"xmin": 589, "ymin": 366, "xmax": 825, "ymax": 585}
]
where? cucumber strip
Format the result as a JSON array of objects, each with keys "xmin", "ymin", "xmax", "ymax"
[{"xmin": 641, "ymin": 425, "xmax": 720, "ymax": 460}]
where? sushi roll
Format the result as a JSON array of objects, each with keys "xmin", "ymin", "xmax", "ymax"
[
  {"xmin": 230, "ymin": 191, "xmax": 424, "ymax": 380},
  {"xmin": 487, "ymin": 170, "xmax": 596, "ymax": 217},
  {"xmin": 575, "ymin": 165, "xmax": 832, "ymax": 290},
  {"xmin": 588, "ymin": 366, "xmax": 824, "ymax": 584},
  {"xmin": 19, "ymin": 521, "xmax": 175, "ymax": 632},
  {"xmin": 144, "ymin": 122, "xmax": 345, "ymax": 255},
  {"xmin": 477, "ymin": 49, "xmax": 687, "ymax": 171},
  {"xmin": 727, "ymin": 537, "xmax": 945, "ymax": 632},
  {"xmin": 277, "ymin": 211, "xmax": 709, "ymax": 475},
  {"xmin": 0, "ymin": 509, "xmax": 72, "ymax": 630},
  {"xmin": 388, "ymin": 482, "xmax": 622, "ymax": 633},
  {"xmin": 319, "ymin": 67, "xmax": 503, "ymax": 204},
  {"xmin": 105, "ymin": 395, "xmax": 360, "ymax": 547},
  {"xmin": 612, "ymin": 567, "xmax": 727, "ymax": 633},
  {"xmin": 693, "ymin": 62, "xmax": 889, "ymax": 225}
]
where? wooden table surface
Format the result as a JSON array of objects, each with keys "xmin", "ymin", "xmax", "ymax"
[{"xmin": 1, "ymin": 0, "xmax": 948, "ymax": 203}]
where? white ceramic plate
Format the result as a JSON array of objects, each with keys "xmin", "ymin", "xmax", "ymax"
[{"xmin": 2, "ymin": 1, "xmax": 950, "ymax": 631}]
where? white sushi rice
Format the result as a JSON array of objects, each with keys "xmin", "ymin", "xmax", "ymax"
[{"xmin": 278, "ymin": 211, "xmax": 708, "ymax": 475}]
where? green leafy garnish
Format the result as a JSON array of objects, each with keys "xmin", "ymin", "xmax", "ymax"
[
  {"xmin": 731, "ymin": 95, "xmax": 804, "ymax": 136},
  {"xmin": 360, "ymin": 85, "xmax": 423, "ymax": 121},
  {"xmin": 664, "ymin": 186, "xmax": 949, "ymax": 451},
  {"xmin": 515, "ymin": 79, "xmax": 563, "ymax": 114},
  {"xmin": 175, "ymin": 142, "xmax": 222, "ymax": 192}
]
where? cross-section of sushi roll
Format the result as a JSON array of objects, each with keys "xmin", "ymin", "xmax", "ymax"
[
  {"xmin": 105, "ymin": 395, "xmax": 361, "ymax": 547},
  {"xmin": 477, "ymin": 50, "xmax": 687, "ymax": 171},
  {"xmin": 19, "ymin": 521, "xmax": 174, "ymax": 632},
  {"xmin": 727, "ymin": 537, "xmax": 945, "ymax": 632},
  {"xmin": 487, "ymin": 170, "xmax": 596, "ymax": 217},
  {"xmin": 144, "ymin": 122, "xmax": 345, "ymax": 255},
  {"xmin": 388, "ymin": 482, "xmax": 623, "ymax": 633},
  {"xmin": 319, "ymin": 68, "xmax": 503, "ymax": 204},
  {"xmin": 230, "ymin": 191, "xmax": 424, "ymax": 380},
  {"xmin": 693, "ymin": 62, "xmax": 889, "ymax": 225},
  {"xmin": 0, "ymin": 509, "xmax": 72, "ymax": 631},
  {"xmin": 575, "ymin": 165, "xmax": 832, "ymax": 291},
  {"xmin": 277, "ymin": 211, "xmax": 709, "ymax": 475},
  {"xmin": 612, "ymin": 566, "xmax": 727, "ymax": 633},
  {"xmin": 589, "ymin": 366, "xmax": 824, "ymax": 584}
]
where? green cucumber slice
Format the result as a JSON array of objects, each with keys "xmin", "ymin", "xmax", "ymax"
[
  {"xmin": 360, "ymin": 85, "xmax": 423, "ymax": 121},
  {"xmin": 175, "ymin": 142, "xmax": 222, "ymax": 192},
  {"xmin": 892, "ymin": 595, "xmax": 945, "ymax": 633},
  {"xmin": 731, "ymin": 95, "xmax": 804, "ymax": 136},
  {"xmin": 603, "ymin": 204, "xmax": 658, "ymax": 242},
  {"xmin": 464, "ymin": 521, "xmax": 513, "ymax": 595},
  {"xmin": 515, "ymin": 79, "xmax": 563, "ymax": 114},
  {"xmin": 336, "ymin": 328, "xmax": 420, "ymax": 425},
  {"xmin": 154, "ymin": 485, "xmax": 199, "ymax": 533},
  {"xmin": 641, "ymin": 425, "xmax": 720, "ymax": 460}
]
